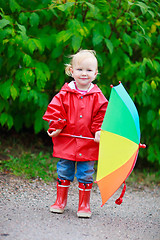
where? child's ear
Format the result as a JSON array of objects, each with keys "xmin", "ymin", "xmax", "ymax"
[
  {"xmin": 69, "ymin": 67, "xmax": 73, "ymax": 77},
  {"xmin": 94, "ymin": 70, "xmax": 98, "ymax": 78},
  {"xmin": 70, "ymin": 67, "xmax": 73, "ymax": 75}
]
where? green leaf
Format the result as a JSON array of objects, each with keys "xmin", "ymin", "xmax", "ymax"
[
  {"xmin": 28, "ymin": 89, "xmax": 38, "ymax": 103},
  {"xmin": 139, "ymin": 63, "xmax": 145, "ymax": 77},
  {"xmin": 153, "ymin": 60, "xmax": 160, "ymax": 73},
  {"xmin": 35, "ymin": 62, "xmax": 50, "ymax": 80},
  {"xmin": 16, "ymin": 22, "xmax": 26, "ymax": 33},
  {"xmin": 150, "ymin": 80, "xmax": 157, "ymax": 90},
  {"xmin": 28, "ymin": 39, "xmax": 37, "ymax": 54},
  {"xmin": 19, "ymin": 12, "xmax": 28, "ymax": 25},
  {"xmin": 56, "ymin": 2, "xmax": 74, "ymax": 12},
  {"xmin": 0, "ymin": 112, "xmax": 8, "ymax": 126},
  {"xmin": 86, "ymin": 2, "xmax": 100, "ymax": 16},
  {"xmin": 0, "ymin": 57, "xmax": 3, "ymax": 70},
  {"xmin": 33, "ymin": 39, "xmax": 44, "ymax": 54},
  {"xmin": 136, "ymin": 2, "xmax": 149, "ymax": 15},
  {"xmin": 148, "ymin": 10, "xmax": 154, "ymax": 18},
  {"xmin": 56, "ymin": 30, "xmax": 73, "ymax": 43},
  {"xmin": 0, "ymin": 19, "xmax": 10, "ymax": 28},
  {"xmin": 103, "ymin": 23, "xmax": 111, "ymax": 38},
  {"xmin": 143, "ymin": 58, "xmax": 153, "ymax": 69},
  {"xmin": 9, "ymin": 0, "xmax": 21, "ymax": 13},
  {"xmin": 8, "ymin": 45, "xmax": 15, "ymax": 58},
  {"xmin": 132, "ymin": 38, "xmax": 140, "ymax": 46},
  {"xmin": 105, "ymin": 39, "xmax": 114, "ymax": 54},
  {"xmin": 10, "ymin": 85, "xmax": 19, "ymax": 100},
  {"xmin": 142, "ymin": 81, "xmax": 150, "ymax": 93},
  {"xmin": 30, "ymin": 13, "xmax": 40, "ymax": 27},
  {"xmin": 72, "ymin": 35, "xmax": 82, "ymax": 52},
  {"xmin": 35, "ymin": 68, "xmax": 47, "ymax": 89},
  {"xmin": 16, "ymin": 68, "xmax": 34, "ymax": 84},
  {"xmin": 23, "ymin": 54, "xmax": 32, "ymax": 67},
  {"xmin": 51, "ymin": 46, "xmax": 63, "ymax": 59},
  {"xmin": 128, "ymin": 45, "xmax": 133, "ymax": 56},
  {"xmin": 19, "ymin": 88, "xmax": 28, "ymax": 102},
  {"xmin": 123, "ymin": 33, "xmax": 132, "ymax": 45},
  {"xmin": 0, "ymin": 29, "xmax": 6, "ymax": 42},
  {"xmin": 7, "ymin": 114, "xmax": 13, "ymax": 129},
  {"xmin": 34, "ymin": 110, "xmax": 44, "ymax": 133},
  {"xmin": 0, "ymin": 79, "xmax": 12, "ymax": 100},
  {"xmin": 35, "ymin": 68, "xmax": 45, "ymax": 80},
  {"xmin": 147, "ymin": 110, "xmax": 155, "ymax": 124},
  {"xmin": 68, "ymin": 19, "xmax": 87, "ymax": 37},
  {"xmin": 0, "ymin": 99, "xmax": 5, "ymax": 112},
  {"xmin": 0, "ymin": 112, "xmax": 13, "ymax": 128},
  {"xmin": 92, "ymin": 32, "xmax": 103, "ymax": 46},
  {"xmin": 38, "ymin": 93, "xmax": 48, "ymax": 108},
  {"xmin": 16, "ymin": 22, "xmax": 28, "ymax": 41},
  {"xmin": 144, "ymin": 35, "xmax": 152, "ymax": 46}
]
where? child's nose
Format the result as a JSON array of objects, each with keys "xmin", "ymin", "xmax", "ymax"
[{"xmin": 82, "ymin": 70, "xmax": 87, "ymax": 75}]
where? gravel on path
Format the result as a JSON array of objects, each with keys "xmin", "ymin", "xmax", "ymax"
[{"xmin": 0, "ymin": 174, "xmax": 160, "ymax": 240}]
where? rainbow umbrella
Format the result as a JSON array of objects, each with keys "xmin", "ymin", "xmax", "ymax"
[{"xmin": 96, "ymin": 82, "xmax": 146, "ymax": 206}]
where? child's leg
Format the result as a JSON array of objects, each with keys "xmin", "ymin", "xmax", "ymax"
[
  {"xmin": 50, "ymin": 159, "xmax": 75, "ymax": 213},
  {"xmin": 76, "ymin": 161, "xmax": 95, "ymax": 218},
  {"xmin": 76, "ymin": 161, "xmax": 95, "ymax": 184},
  {"xmin": 57, "ymin": 158, "xmax": 75, "ymax": 182}
]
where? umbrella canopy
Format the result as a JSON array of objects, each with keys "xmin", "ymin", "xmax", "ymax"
[{"xmin": 96, "ymin": 82, "xmax": 146, "ymax": 206}]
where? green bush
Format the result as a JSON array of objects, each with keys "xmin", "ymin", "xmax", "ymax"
[{"xmin": 0, "ymin": 0, "xmax": 160, "ymax": 169}]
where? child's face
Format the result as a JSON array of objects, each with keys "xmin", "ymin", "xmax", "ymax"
[{"xmin": 70, "ymin": 57, "xmax": 98, "ymax": 90}]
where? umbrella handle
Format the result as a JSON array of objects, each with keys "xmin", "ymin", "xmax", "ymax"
[
  {"xmin": 48, "ymin": 128, "xmax": 95, "ymax": 140},
  {"xmin": 59, "ymin": 133, "xmax": 95, "ymax": 140}
]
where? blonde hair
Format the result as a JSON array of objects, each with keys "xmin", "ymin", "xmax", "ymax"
[{"xmin": 65, "ymin": 49, "xmax": 98, "ymax": 76}]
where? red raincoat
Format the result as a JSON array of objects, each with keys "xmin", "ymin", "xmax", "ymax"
[{"xmin": 43, "ymin": 82, "xmax": 108, "ymax": 161}]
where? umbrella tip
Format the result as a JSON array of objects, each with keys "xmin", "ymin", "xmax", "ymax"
[
  {"xmin": 139, "ymin": 143, "xmax": 146, "ymax": 148},
  {"xmin": 110, "ymin": 84, "xmax": 113, "ymax": 88}
]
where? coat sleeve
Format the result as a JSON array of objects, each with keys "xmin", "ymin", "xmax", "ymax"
[
  {"xmin": 90, "ymin": 93, "xmax": 108, "ymax": 134},
  {"xmin": 43, "ymin": 92, "xmax": 67, "ymax": 131}
]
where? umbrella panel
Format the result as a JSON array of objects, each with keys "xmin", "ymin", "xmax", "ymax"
[
  {"xmin": 114, "ymin": 83, "xmax": 140, "ymax": 138},
  {"xmin": 101, "ymin": 86, "xmax": 140, "ymax": 144},
  {"xmin": 96, "ymin": 130, "xmax": 139, "ymax": 181},
  {"xmin": 96, "ymin": 149, "xmax": 139, "ymax": 206}
]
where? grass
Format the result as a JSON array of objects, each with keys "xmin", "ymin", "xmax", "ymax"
[
  {"xmin": 1, "ymin": 152, "xmax": 58, "ymax": 182},
  {"xmin": 125, "ymin": 170, "xmax": 160, "ymax": 187},
  {"xmin": 0, "ymin": 129, "xmax": 58, "ymax": 182},
  {"xmin": 0, "ymin": 128, "xmax": 160, "ymax": 186}
]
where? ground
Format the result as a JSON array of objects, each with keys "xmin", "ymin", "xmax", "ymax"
[{"xmin": 0, "ymin": 173, "xmax": 160, "ymax": 240}]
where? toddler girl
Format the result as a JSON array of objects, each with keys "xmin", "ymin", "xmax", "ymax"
[{"xmin": 43, "ymin": 49, "xmax": 108, "ymax": 217}]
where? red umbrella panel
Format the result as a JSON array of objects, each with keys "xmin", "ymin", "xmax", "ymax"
[{"xmin": 96, "ymin": 82, "xmax": 146, "ymax": 206}]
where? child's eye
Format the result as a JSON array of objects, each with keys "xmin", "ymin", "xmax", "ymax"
[
  {"xmin": 77, "ymin": 68, "xmax": 82, "ymax": 71},
  {"xmin": 87, "ymin": 69, "xmax": 92, "ymax": 72}
]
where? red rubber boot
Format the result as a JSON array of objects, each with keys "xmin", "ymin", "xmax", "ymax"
[
  {"xmin": 77, "ymin": 182, "xmax": 93, "ymax": 218},
  {"xmin": 50, "ymin": 178, "xmax": 70, "ymax": 213}
]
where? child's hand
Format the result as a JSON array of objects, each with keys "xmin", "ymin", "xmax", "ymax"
[
  {"xmin": 47, "ymin": 129, "xmax": 62, "ymax": 137},
  {"xmin": 94, "ymin": 130, "xmax": 101, "ymax": 143}
]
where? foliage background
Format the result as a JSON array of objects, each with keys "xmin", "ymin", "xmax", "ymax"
[{"xmin": 0, "ymin": 0, "xmax": 160, "ymax": 170}]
